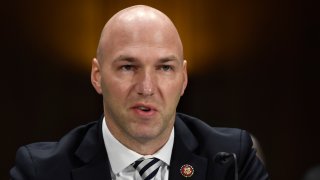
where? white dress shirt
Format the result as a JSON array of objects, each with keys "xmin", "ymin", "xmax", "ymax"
[{"xmin": 102, "ymin": 117, "xmax": 174, "ymax": 180}]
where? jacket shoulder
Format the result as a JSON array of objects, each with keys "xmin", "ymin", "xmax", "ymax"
[
  {"xmin": 10, "ymin": 121, "xmax": 99, "ymax": 179},
  {"xmin": 176, "ymin": 113, "xmax": 269, "ymax": 180},
  {"xmin": 27, "ymin": 121, "xmax": 98, "ymax": 157},
  {"xmin": 176, "ymin": 113, "xmax": 253, "ymax": 158}
]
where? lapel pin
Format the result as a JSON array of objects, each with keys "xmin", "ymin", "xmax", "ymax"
[{"xmin": 180, "ymin": 164, "xmax": 194, "ymax": 178}]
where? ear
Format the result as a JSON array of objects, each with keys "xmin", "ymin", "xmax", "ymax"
[
  {"xmin": 91, "ymin": 58, "xmax": 103, "ymax": 94},
  {"xmin": 180, "ymin": 60, "xmax": 188, "ymax": 96}
]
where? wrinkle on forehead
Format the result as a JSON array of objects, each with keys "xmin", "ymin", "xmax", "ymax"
[{"xmin": 97, "ymin": 5, "xmax": 183, "ymax": 62}]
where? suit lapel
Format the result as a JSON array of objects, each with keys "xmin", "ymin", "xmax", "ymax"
[
  {"xmin": 71, "ymin": 153, "xmax": 110, "ymax": 180},
  {"xmin": 71, "ymin": 118, "xmax": 112, "ymax": 180},
  {"xmin": 70, "ymin": 115, "xmax": 220, "ymax": 180},
  {"xmin": 169, "ymin": 117, "xmax": 208, "ymax": 180}
]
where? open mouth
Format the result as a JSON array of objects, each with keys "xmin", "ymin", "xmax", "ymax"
[
  {"xmin": 131, "ymin": 103, "xmax": 157, "ymax": 116},
  {"xmin": 137, "ymin": 106, "xmax": 151, "ymax": 112}
]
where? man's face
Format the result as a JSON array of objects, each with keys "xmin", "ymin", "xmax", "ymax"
[{"xmin": 92, "ymin": 19, "xmax": 187, "ymax": 144}]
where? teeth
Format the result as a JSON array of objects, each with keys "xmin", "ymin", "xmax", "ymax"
[{"xmin": 138, "ymin": 106, "xmax": 151, "ymax": 111}]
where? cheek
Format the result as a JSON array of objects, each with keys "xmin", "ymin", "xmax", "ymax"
[
  {"xmin": 101, "ymin": 74, "xmax": 132, "ymax": 99},
  {"xmin": 162, "ymin": 77, "xmax": 185, "ymax": 101}
]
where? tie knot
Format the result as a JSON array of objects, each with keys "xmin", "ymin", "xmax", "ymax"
[{"xmin": 133, "ymin": 158, "xmax": 163, "ymax": 180}]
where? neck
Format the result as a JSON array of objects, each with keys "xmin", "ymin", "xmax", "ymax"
[
  {"xmin": 106, "ymin": 122, "xmax": 173, "ymax": 155},
  {"xmin": 125, "ymin": 139, "xmax": 167, "ymax": 155},
  {"xmin": 118, "ymin": 129, "xmax": 172, "ymax": 155}
]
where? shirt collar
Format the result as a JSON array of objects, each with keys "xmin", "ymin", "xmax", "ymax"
[{"xmin": 102, "ymin": 117, "xmax": 174, "ymax": 174}]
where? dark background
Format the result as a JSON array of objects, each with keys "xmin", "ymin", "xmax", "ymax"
[{"xmin": 1, "ymin": 0, "xmax": 319, "ymax": 179}]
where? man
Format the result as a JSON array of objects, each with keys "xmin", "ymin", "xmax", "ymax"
[{"xmin": 10, "ymin": 5, "xmax": 269, "ymax": 180}]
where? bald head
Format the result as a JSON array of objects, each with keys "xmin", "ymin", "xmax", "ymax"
[
  {"xmin": 96, "ymin": 5, "xmax": 183, "ymax": 62},
  {"xmin": 91, "ymin": 5, "xmax": 188, "ymax": 153}
]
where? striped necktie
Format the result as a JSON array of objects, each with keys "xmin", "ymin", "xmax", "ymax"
[{"xmin": 133, "ymin": 158, "xmax": 163, "ymax": 180}]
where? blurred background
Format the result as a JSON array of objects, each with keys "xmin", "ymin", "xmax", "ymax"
[{"xmin": 1, "ymin": 0, "xmax": 319, "ymax": 179}]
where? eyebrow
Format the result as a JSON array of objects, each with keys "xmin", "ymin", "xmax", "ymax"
[
  {"xmin": 113, "ymin": 55, "xmax": 137, "ymax": 63},
  {"xmin": 158, "ymin": 55, "xmax": 180, "ymax": 63},
  {"xmin": 113, "ymin": 55, "xmax": 180, "ymax": 64}
]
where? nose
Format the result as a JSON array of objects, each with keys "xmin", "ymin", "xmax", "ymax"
[{"xmin": 136, "ymin": 69, "xmax": 155, "ymax": 96}]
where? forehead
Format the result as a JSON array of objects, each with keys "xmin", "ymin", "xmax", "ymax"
[
  {"xmin": 106, "ymin": 27, "xmax": 182, "ymax": 61},
  {"xmin": 113, "ymin": 53, "xmax": 180, "ymax": 65},
  {"xmin": 109, "ymin": 48, "xmax": 182, "ymax": 69},
  {"xmin": 99, "ymin": 10, "xmax": 183, "ymax": 62}
]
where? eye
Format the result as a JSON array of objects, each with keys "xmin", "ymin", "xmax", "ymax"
[
  {"xmin": 120, "ymin": 65, "xmax": 135, "ymax": 71},
  {"xmin": 160, "ymin": 65, "xmax": 173, "ymax": 72}
]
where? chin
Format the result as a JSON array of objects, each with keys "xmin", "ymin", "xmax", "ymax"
[{"xmin": 132, "ymin": 129, "xmax": 161, "ymax": 140}]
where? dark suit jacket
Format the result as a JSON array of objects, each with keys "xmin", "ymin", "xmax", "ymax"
[{"xmin": 10, "ymin": 113, "xmax": 269, "ymax": 180}]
